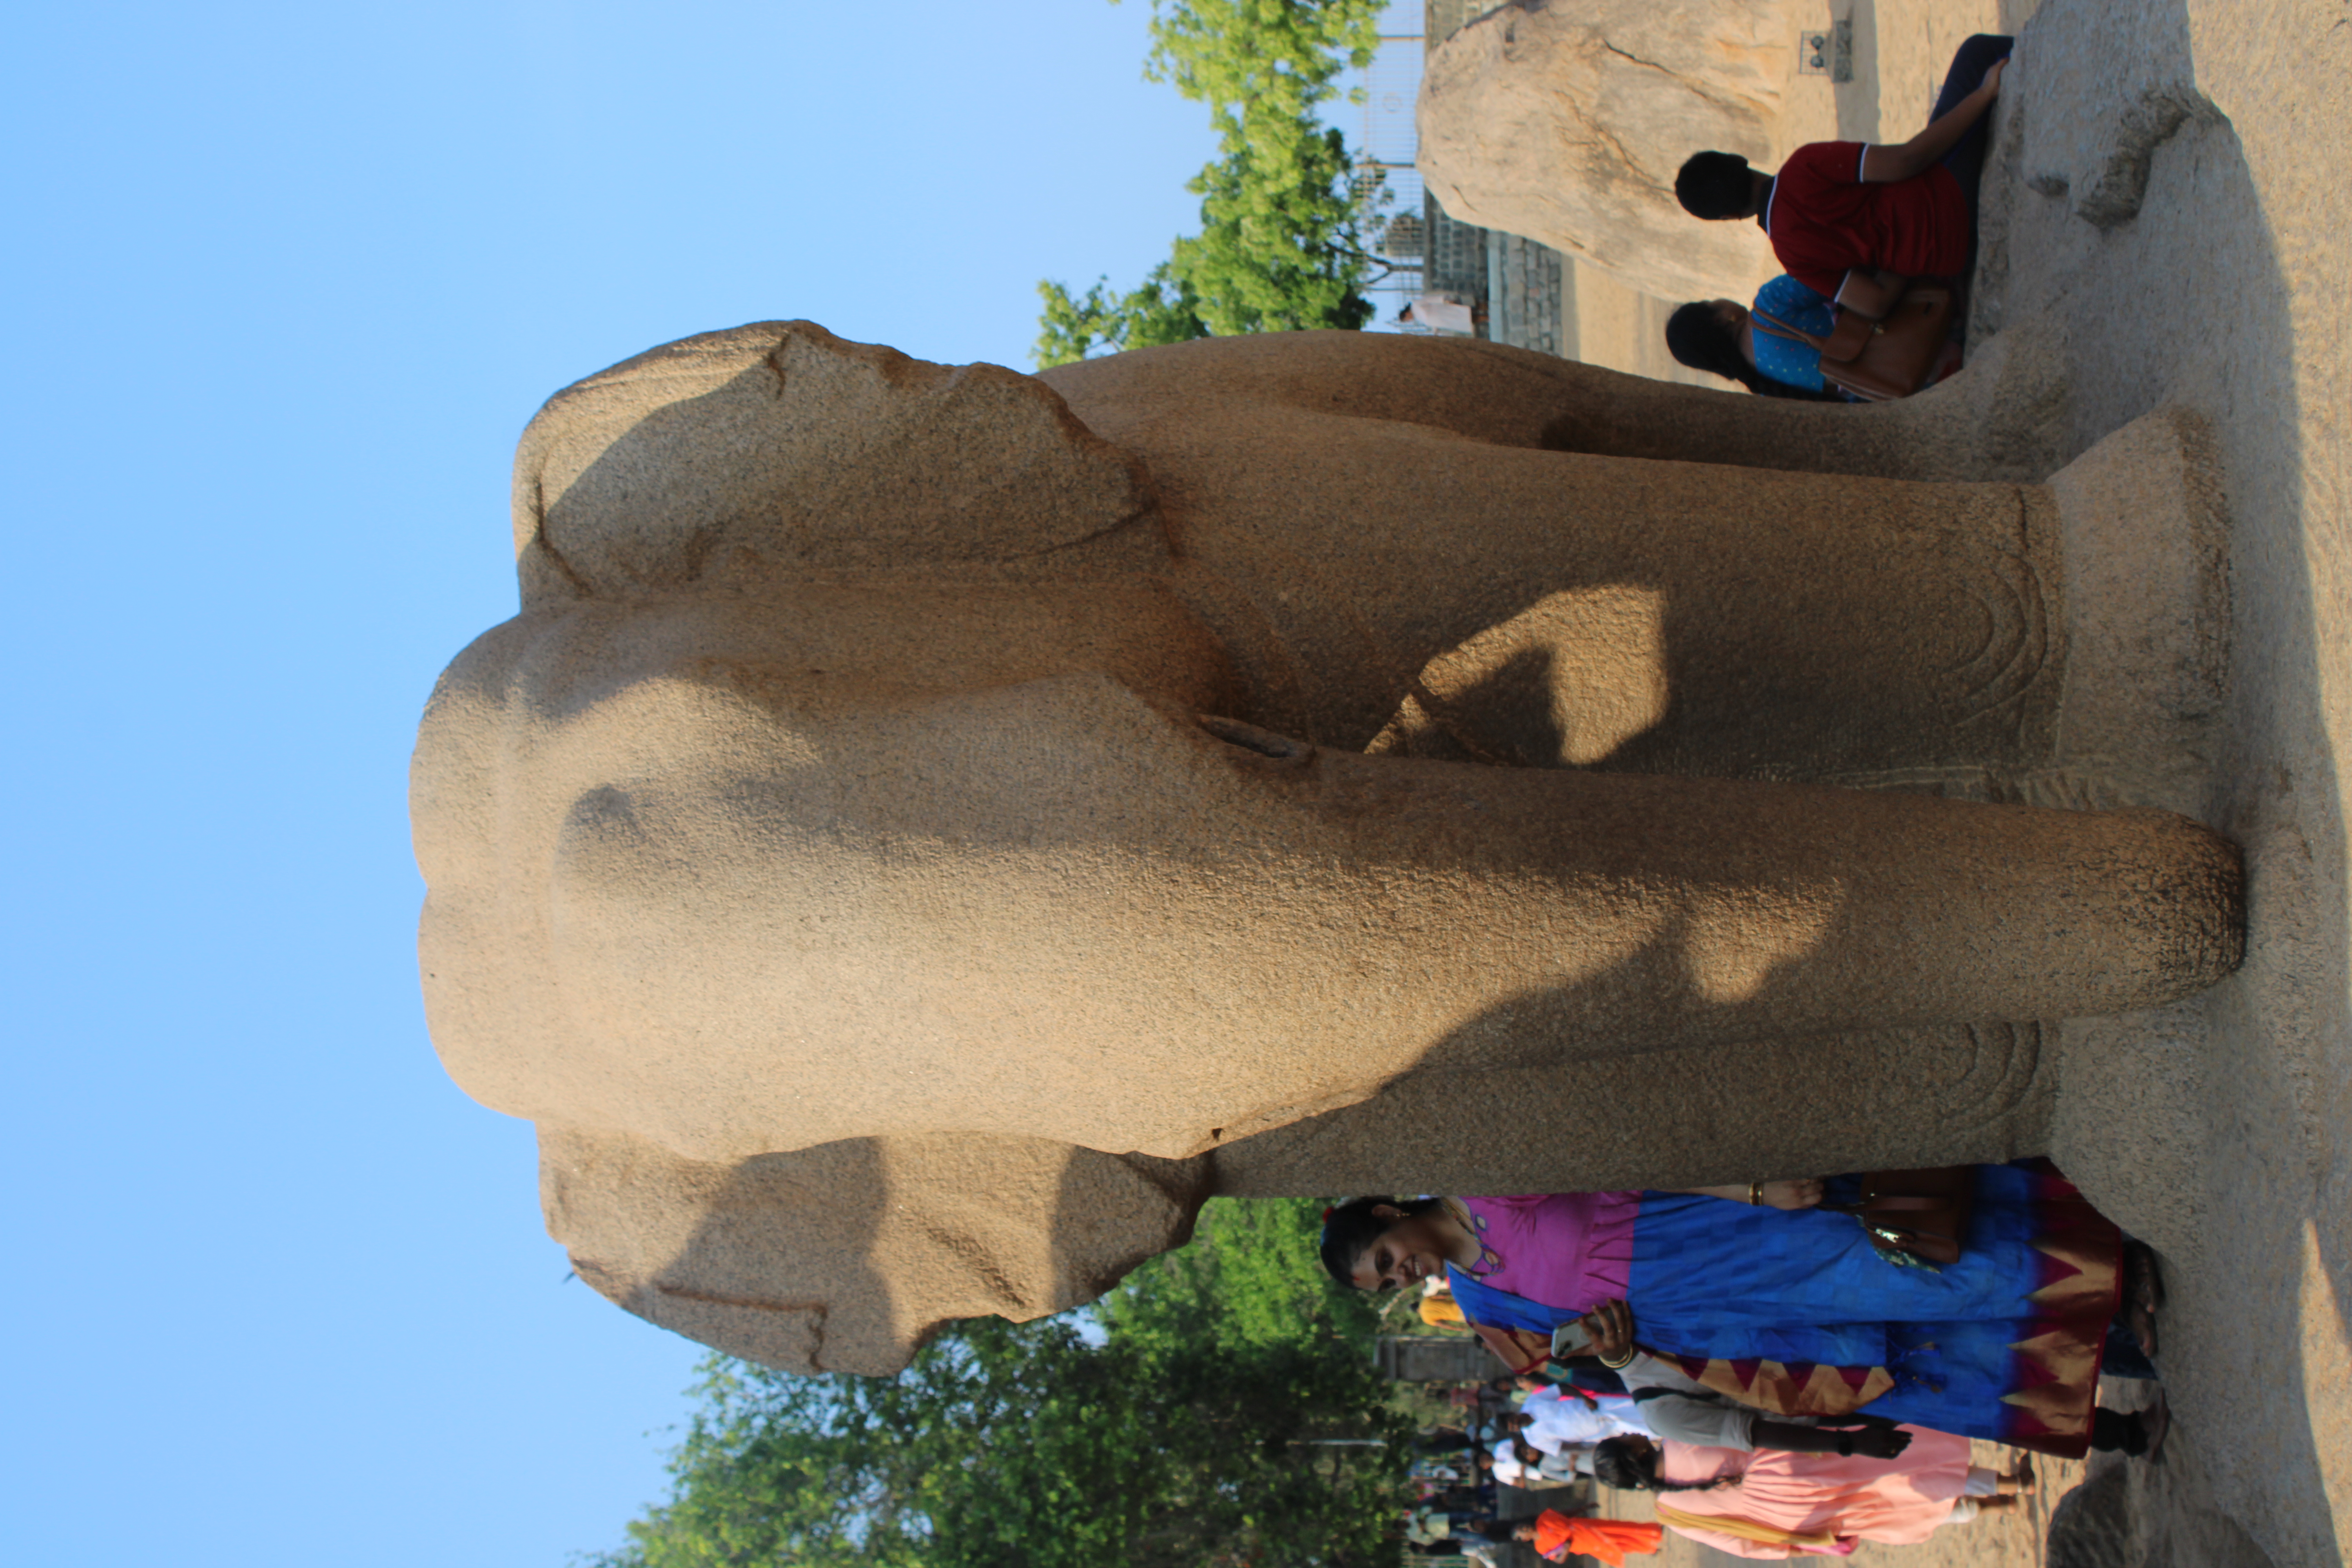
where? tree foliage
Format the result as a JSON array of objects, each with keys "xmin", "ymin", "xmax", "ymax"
[
  {"xmin": 1034, "ymin": 263, "xmax": 1209, "ymax": 369},
  {"xmin": 1034, "ymin": 0, "xmax": 1389, "ymax": 367},
  {"xmin": 583, "ymin": 1199, "xmax": 1412, "ymax": 1568}
]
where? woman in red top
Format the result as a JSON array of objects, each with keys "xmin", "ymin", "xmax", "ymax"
[{"xmin": 1676, "ymin": 35, "xmax": 2013, "ymax": 320}]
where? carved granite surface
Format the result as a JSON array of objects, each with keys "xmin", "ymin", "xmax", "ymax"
[{"xmin": 414, "ymin": 319, "xmax": 2241, "ymax": 1374}]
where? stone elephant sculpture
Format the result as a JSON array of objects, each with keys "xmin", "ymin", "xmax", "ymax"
[{"xmin": 412, "ymin": 321, "xmax": 2240, "ymax": 1372}]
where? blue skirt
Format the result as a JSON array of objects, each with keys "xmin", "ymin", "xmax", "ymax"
[{"xmin": 1624, "ymin": 1163, "xmax": 2120, "ymax": 1454}]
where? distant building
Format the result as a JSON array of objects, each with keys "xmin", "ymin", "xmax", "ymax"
[{"xmin": 1381, "ymin": 211, "xmax": 1428, "ymax": 260}]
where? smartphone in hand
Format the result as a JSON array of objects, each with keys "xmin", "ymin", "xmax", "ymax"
[{"xmin": 1550, "ymin": 1318, "xmax": 1595, "ymax": 1358}]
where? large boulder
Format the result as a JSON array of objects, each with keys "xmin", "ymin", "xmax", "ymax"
[{"xmin": 1416, "ymin": 0, "xmax": 1799, "ymax": 303}]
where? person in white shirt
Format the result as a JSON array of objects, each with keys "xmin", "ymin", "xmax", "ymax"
[
  {"xmin": 1398, "ymin": 292, "xmax": 1484, "ymax": 335},
  {"xmin": 1609, "ymin": 1350, "xmax": 1824, "ymax": 1450},
  {"xmin": 1497, "ymin": 1435, "xmax": 1596, "ymax": 1485},
  {"xmin": 1517, "ymin": 1382, "xmax": 1654, "ymax": 1451}
]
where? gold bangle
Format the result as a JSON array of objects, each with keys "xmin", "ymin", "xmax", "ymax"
[
  {"xmin": 1599, "ymin": 1347, "xmax": 1637, "ymax": 1370},
  {"xmin": 1749, "ymin": 1180, "xmax": 1764, "ymax": 1206}
]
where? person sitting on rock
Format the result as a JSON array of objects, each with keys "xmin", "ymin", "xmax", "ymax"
[
  {"xmin": 1663, "ymin": 277, "xmax": 1851, "ymax": 399},
  {"xmin": 1664, "ymin": 273, "xmax": 1964, "ymax": 399},
  {"xmin": 1674, "ymin": 34, "xmax": 2013, "ymax": 321}
]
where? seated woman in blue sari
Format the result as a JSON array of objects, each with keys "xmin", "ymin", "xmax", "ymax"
[
  {"xmin": 1666, "ymin": 275, "xmax": 1961, "ymax": 399},
  {"xmin": 1665, "ymin": 278, "xmax": 1844, "ymax": 398},
  {"xmin": 1319, "ymin": 1164, "xmax": 2164, "ymax": 1461}
]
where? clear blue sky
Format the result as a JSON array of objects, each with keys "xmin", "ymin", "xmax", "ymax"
[{"xmin": 2, "ymin": 3, "xmax": 1227, "ymax": 1562}]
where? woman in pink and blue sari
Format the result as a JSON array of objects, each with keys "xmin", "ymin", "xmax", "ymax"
[{"xmin": 1318, "ymin": 1164, "xmax": 2163, "ymax": 1461}]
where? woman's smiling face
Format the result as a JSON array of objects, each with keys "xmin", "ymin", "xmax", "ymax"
[{"xmin": 1347, "ymin": 1205, "xmax": 1460, "ymax": 1291}]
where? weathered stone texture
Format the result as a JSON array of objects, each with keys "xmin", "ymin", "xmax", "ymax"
[{"xmin": 414, "ymin": 320, "xmax": 2242, "ymax": 1374}]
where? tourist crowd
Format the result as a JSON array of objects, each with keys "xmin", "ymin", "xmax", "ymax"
[{"xmin": 1348, "ymin": 1157, "xmax": 2166, "ymax": 1561}]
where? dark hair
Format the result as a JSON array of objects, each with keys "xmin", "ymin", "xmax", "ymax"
[
  {"xmin": 1318, "ymin": 1195, "xmax": 1444, "ymax": 1288},
  {"xmin": 1664, "ymin": 301, "xmax": 1843, "ymax": 401},
  {"xmin": 1675, "ymin": 151, "xmax": 1756, "ymax": 219},
  {"xmin": 1593, "ymin": 1436, "xmax": 1735, "ymax": 1494},
  {"xmin": 1474, "ymin": 1520, "xmax": 1520, "ymax": 1544}
]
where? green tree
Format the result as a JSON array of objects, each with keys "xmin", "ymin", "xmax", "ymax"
[
  {"xmin": 1103, "ymin": 1195, "xmax": 1386, "ymax": 1356},
  {"xmin": 1034, "ymin": 0, "xmax": 1391, "ymax": 367},
  {"xmin": 1034, "ymin": 262, "xmax": 1208, "ymax": 368},
  {"xmin": 583, "ymin": 1199, "xmax": 1413, "ymax": 1568}
]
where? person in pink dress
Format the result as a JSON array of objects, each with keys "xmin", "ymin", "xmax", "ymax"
[{"xmin": 1591, "ymin": 1431, "xmax": 2033, "ymax": 1559}]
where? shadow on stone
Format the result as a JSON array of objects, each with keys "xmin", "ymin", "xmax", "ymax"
[{"xmin": 2049, "ymin": 1463, "xmax": 2136, "ymax": 1568}]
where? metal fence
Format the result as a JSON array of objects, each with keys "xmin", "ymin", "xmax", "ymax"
[{"xmin": 1342, "ymin": 0, "xmax": 1432, "ymax": 332}]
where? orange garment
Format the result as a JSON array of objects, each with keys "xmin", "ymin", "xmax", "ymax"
[
  {"xmin": 1418, "ymin": 1292, "xmax": 1465, "ymax": 1327},
  {"xmin": 1532, "ymin": 1508, "xmax": 1664, "ymax": 1566}
]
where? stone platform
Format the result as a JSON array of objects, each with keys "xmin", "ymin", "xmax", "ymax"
[
  {"xmin": 1417, "ymin": 1, "xmax": 2351, "ymax": 1560},
  {"xmin": 1950, "ymin": 2, "xmax": 2352, "ymax": 1564}
]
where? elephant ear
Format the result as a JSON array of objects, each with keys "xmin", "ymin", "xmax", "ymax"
[{"xmin": 512, "ymin": 320, "xmax": 1157, "ymax": 606}]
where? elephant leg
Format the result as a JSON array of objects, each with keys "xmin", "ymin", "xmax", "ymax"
[
  {"xmin": 1147, "ymin": 412, "xmax": 2063, "ymax": 766},
  {"xmin": 1161, "ymin": 729, "xmax": 2241, "ymax": 1107},
  {"xmin": 1151, "ymin": 406, "xmax": 2218, "ymax": 807},
  {"xmin": 1205, "ymin": 1022, "xmax": 2057, "ymax": 1196},
  {"xmin": 1045, "ymin": 322, "xmax": 2070, "ymax": 485}
]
